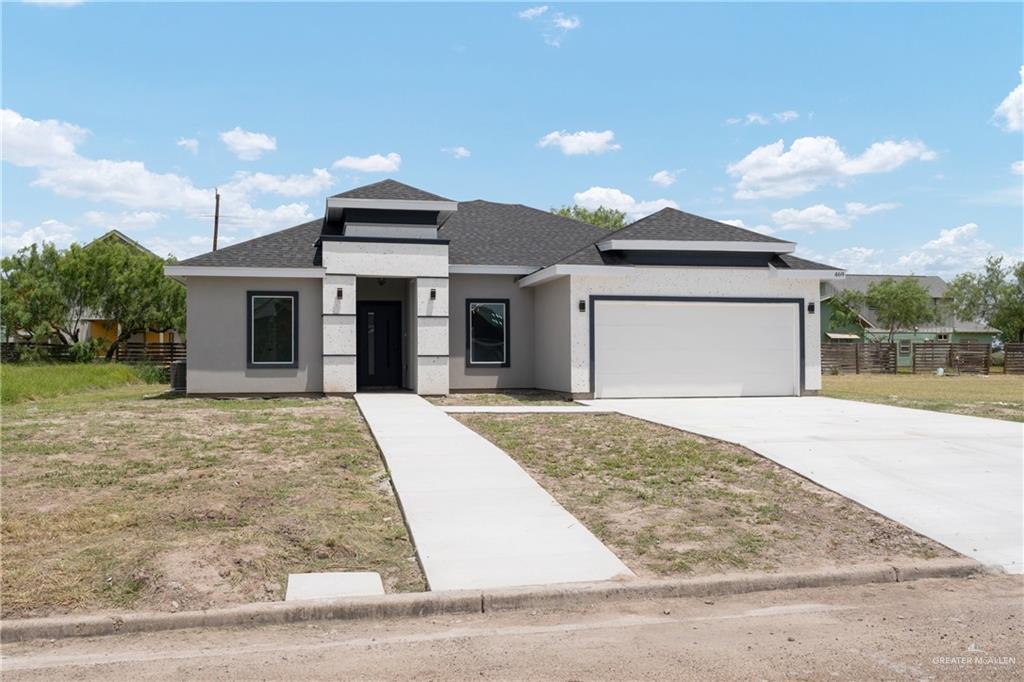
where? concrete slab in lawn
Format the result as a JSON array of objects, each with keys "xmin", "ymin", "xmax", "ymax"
[
  {"xmin": 356, "ymin": 393, "xmax": 633, "ymax": 591},
  {"xmin": 584, "ymin": 397, "xmax": 1024, "ymax": 574},
  {"xmin": 285, "ymin": 572, "xmax": 384, "ymax": 601}
]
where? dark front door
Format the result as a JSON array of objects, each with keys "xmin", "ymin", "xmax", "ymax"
[{"xmin": 357, "ymin": 301, "xmax": 402, "ymax": 388}]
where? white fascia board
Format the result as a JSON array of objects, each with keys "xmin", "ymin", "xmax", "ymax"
[
  {"xmin": 597, "ymin": 239, "xmax": 796, "ymax": 254},
  {"xmin": 768, "ymin": 263, "xmax": 846, "ymax": 280},
  {"xmin": 517, "ymin": 264, "xmax": 632, "ymax": 288},
  {"xmin": 164, "ymin": 265, "xmax": 326, "ymax": 280},
  {"xmin": 326, "ymin": 197, "xmax": 459, "ymax": 213},
  {"xmin": 449, "ymin": 264, "xmax": 539, "ymax": 275}
]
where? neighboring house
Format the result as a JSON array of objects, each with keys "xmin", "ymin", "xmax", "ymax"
[
  {"xmin": 165, "ymin": 179, "xmax": 844, "ymax": 398},
  {"xmin": 79, "ymin": 230, "xmax": 184, "ymax": 346},
  {"xmin": 820, "ymin": 274, "xmax": 998, "ymax": 368}
]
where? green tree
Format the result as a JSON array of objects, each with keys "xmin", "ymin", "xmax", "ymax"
[
  {"xmin": 87, "ymin": 239, "xmax": 186, "ymax": 358},
  {"xmin": 948, "ymin": 256, "xmax": 1024, "ymax": 342},
  {"xmin": 864, "ymin": 277, "xmax": 936, "ymax": 343},
  {"xmin": 551, "ymin": 205, "xmax": 627, "ymax": 229},
  {"xmin": 0, "ymin": 243, "xmax": 79, "ymax": 343},
  {"xmin": 827, "ymin": 289, "xmax": 866, "ymax": 335}
]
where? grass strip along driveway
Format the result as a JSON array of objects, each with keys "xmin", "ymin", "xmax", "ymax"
[
  {"xmin": 1, "ymin": 386, "xmax": 423, "ymax": 619},
  {"xmin": 456, "ymin": 413, "xmax": 954, "ymax": 579},
  {"xmin": 822, "ymin": 373, "xmax": 1024, "ymax": 422}
]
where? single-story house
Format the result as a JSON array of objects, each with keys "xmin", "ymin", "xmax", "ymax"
[
  {"xmin": 165, "ymin": 180, "xmax": 844, "ymax": 398},
  {"xmin": 820, "ymin": 274, "xmax": 998, "ymax": 367}
]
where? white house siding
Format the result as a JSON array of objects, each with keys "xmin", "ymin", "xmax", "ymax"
[
  {"xmin": 567, "ymin": 268, "xmax": 822, "ymax": 395},
  {"xmin": 531, "ymin": 277, "xmax": 572, "ymax": 393},
  {"xmin": 448, "ymin": 274, "xmax": 535, "ymax": 390},
  {"xmin": 186, "ymin": 276, "xmax": 323, "ymax": 394}
]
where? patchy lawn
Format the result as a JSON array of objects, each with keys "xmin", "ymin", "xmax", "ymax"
[
  {"xmin": 457, "ymin": 413, "xmax": 954, "ymax": 579},
  {"xmin": 0, "ymin": 362, "xmax": 165, "ymax": 404},
  {"xmin": 1, "ymin": 386, "xmax": 423, "ymax": 619},
  {"xmin": 822, "ymin": 373, "xmax": 1024, "ymax": 422},
  {"xmin": 427, "ymin": 390, "xmax": 573, "ymax": 407}
]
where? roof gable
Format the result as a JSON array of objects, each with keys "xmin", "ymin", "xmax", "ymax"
[
  {"xmin": 602, "ymin": 207, "xmax": 791, "ymax": 244},
  {"xmin": 331, "ymin": 179, "xmax": 452, "ymax": 202}
]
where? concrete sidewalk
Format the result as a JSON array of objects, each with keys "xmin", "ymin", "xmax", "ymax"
[
  {"xmin": 586, "ymin": 397, "xmax": 1024, "ymax": 574},
  {"xmin": 355, "ymin": 393, "xmax": 632, "ymax": 591}
]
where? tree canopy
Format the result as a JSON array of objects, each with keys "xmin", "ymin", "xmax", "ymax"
[
  {"xmin": 551, "ymin": 205, "xmax": 627, "ymax": 229},
  {"xmin": 1, "ymin": 238, "xmax": 185, "ymax": 357},
  {"xmin": 862, "ymin": 277, "xmax": 936, "ymax": 342},
  {"xmin": 948, "ymin": 256, "xmax": 1024, "ymax": 342}
]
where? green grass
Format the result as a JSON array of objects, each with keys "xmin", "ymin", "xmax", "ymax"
[
  {"xmin": 822, "ymin": 373, "xmax": 1024, "ymax": 422},
  {"xmin": 457, "ymin": 413, "xmax": 951, "ymax": 578},
  {"xmin": 0, "ymin": 362, "xmax": 166, "ymax": 405},
  {"xmin": 427, "ymin": 390, "xmax": 573, "ymax": 406}
]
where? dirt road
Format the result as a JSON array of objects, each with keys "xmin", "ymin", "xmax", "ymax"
[{"xmin": 3, "ymin": 574, "xmax": 1021, "ymax": 680}]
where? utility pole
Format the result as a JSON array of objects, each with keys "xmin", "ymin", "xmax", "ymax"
[{"xmin": 212, "ymin": 188, "xmax": 221, "ymax": 251}]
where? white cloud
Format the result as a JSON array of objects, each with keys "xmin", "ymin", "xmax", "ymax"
[
  {"xmin": 219, "ymin": 127, "xmax": 277, "ymax": 161},
  {"xmin": 1012, "ymin": 160, "xmax": 1024, "ymax": 175},
  {"xmin": 332, "ymin": 152, "xmax": 401, "ymax": 173},
  {"xmin": 844, "ymin": 201, "xmax": 901, "ymax": 217},
  {"xmin": 539, "ymin": 129, "xmax": 620, "ymax": 155},
  {"xmin": 829, "ymin": 246, "xmax": 881, "ymax": 273},
  {"xmin": 896, "ymin": 223, "xmax": 999, "ymax": 277},
  {"xmin": 5, "ymin": 110, "xmax": 324, "ymax": 249},
  {"xmin": 442, "ymin": 146, "xmax": 471, "ymax": 159},
  {"xmin": 774, "ymin": 110, "xmax": 799, "ymax": 123},
  {"xmin": 770, "ymin": 200, "xmax": 899, "ymax": 233},
  {"xmin": 771, "ymin": 204, "xmax": 850, "ymax": 232},
  {"xmin": 573, "ymin": 186, "xmax": 677, "ymax": 220},
  {"xmin": 745, "ymin": 113, "xmax": 769, "ymax": 126},
  {"xmin": 544, "ymin": 12, "xmax": 580, "ymax": 46},
  {"xmin": 83, "ymin": 210, "xmax": 165, "ymax": 230},
  {"xmin": 1, "ymin": 108, "xmax": 88, "ymax": 167},
  {"xmin": 725, "ymin": 111, "xmax": 798, "ymax": 126},
  {"xmin": 727, "ymin": 136, "xmax": 936, "ymax": 199},
  {"xmin": 650, "ymin": 169, "xmax": 679, "ymax": 187},
  {"xmin": 221, "ymin": 168, "xmax": 333, "ymax": 197},
  {"xmin": 993, "ymin": 65, "xmax": 1024, "ymax": 132},
  {"xmin": 176, "ymin": 137, "xmax": 199, "ymax": 155},
  {"xmin": 2, "ymin": 219, "xmax": 76, "ymax": 255},
  {"xmin": 518, "ymin": 5, "xmax": 548, "ymax": 20}
]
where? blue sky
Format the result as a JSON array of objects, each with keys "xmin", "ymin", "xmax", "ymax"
[{"xmin": 2, "ymin": 1, "xmax": 1022, "ymax": 278}]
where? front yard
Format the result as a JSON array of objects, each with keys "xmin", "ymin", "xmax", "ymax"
[
  {"xmin": 822, "ymin": 373, "xmax": 1024, "ymax": 421},
  {"xmin": 1, "ymin": 384, "xmax": 423, "ymax": 619},
  {"xmin": 456, "ymin": 413, "xmax": 954, "ymax": 579},
  {"xmin": 427, "ymin": 390, "xmax": 571, "ymax": 407}
]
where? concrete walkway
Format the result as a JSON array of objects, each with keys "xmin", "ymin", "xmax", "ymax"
[
  {"xmin": 356, "ymin": 393, "xmax": 632, "ymax": 591},
  {"xmin": 585, "ymin": 397, "xmax": 1024, "ymax": 573}
]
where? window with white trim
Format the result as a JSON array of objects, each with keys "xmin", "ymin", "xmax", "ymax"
[
  {"xmin": 467, "ymin": 299, "xmax": 509, "ymax": 367},
  {"xmin": 248, "ymin": 291, "xmax": 298, "ymax": 367},
  {"xmin": 899, "ymin": 339, "xmax": 911, "ymax": 356}
]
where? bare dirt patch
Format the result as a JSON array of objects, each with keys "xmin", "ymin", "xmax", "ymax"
[
  {"xmin": 1, "ymin": 388, "xmax": 424, "ymax": 619},
  {"xmin": 456, "ymin": 413, "xmax": 955, "ymax": 579}
]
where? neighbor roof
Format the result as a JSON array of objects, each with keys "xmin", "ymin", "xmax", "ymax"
[
  {"xmin": 598, "ymin": 208, "xmax": 793, "ymax": 244},
  {"xmin": 822, "ymin": 274, "xmax": 948, "ymax": 300},
  {"xmin": 331, "ymin": 179, "xmax": 452, "ymax": 202},
  {"xmin": 440, "ymin": 201, "xmax": 610, "ymax": 267},
  {"xmin": 87, "ymin": 229, "xmax": 159, "ymax": 258}
]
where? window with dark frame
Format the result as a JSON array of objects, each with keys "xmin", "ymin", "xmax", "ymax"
[
  {"xmin": 466, "ymin": 299, "xmax": 509, "ymax": 367},
  {"xmin": 248, "ymin": 291, "xmax": 298, "ymax": 368},
  {"xmin": 899, "ymin": 339, "xmax": 912, "ymax": 356}
]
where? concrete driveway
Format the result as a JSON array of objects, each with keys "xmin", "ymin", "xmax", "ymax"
[{"xmin": 584, "ymin": 397, "xmax": 1024, "ymax": 573}]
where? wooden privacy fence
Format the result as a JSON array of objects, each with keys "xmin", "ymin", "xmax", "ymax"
[
  {"xmin": 912, "ymin": 341, "xmax": 991, "ymax": 375},
  {"xmin": 1, "ymin": 341, "xmax": 185, "ymax": 366},
  {"xmin": 113, "ymin": 342, "xmax": 186, "ymax": 365},
  {"xmin": 1004, "ymin": 343, "xmax": 1024, "ymax": 374},
  {"xmin": 821, "ymin": 342, "xmax": 897, "ymax": 374}
]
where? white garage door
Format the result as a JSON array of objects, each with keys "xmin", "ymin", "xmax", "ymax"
[{"xmin": 593, "ymin": 299, "xmax": 800, "ymax": 398}]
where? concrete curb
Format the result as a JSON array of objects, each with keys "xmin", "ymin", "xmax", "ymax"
[{"xmin": 0, "ymin": 558, "xmax": 985, "ymax": 643}]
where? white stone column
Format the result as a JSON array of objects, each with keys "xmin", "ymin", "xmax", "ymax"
[
  {"xmin": 414, "ymin": 277, "xmax": 449, "ymax": 395},
  {"xmin": 322, "ymin": 274, "xmax": 356, "ymax": 393}
]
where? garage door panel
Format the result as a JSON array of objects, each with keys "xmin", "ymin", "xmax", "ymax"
[{"xmin": 593, "ymin": 300, "xmax": 799, "ymax": 398}]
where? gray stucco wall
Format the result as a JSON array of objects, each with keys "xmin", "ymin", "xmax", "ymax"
[
  {"xmin": 531, "ymin": 276, "xmax": 572, "ymax": 393},
  {"xmin": 448, "ymin": 274, "xmax": 535, "ymax": 390},
  {"xmin": 186, "ymin": 276, "xmax": 323, "ymax": 394}
]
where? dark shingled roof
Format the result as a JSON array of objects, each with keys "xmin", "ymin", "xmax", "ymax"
[
  {"xmin": 601, "ymin": 207, "xmax": 792, "ymax": 244},
  {"xmin": 178, "ymin": 219, "xmax": 323, "ymax": 268},
  {"xmin": 439, "ymin": 200, "xmax": 611, "ymax": 267},
  {"xmin": 331, "ymin": 179, "xmax": 452, "ymax": 202}
]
